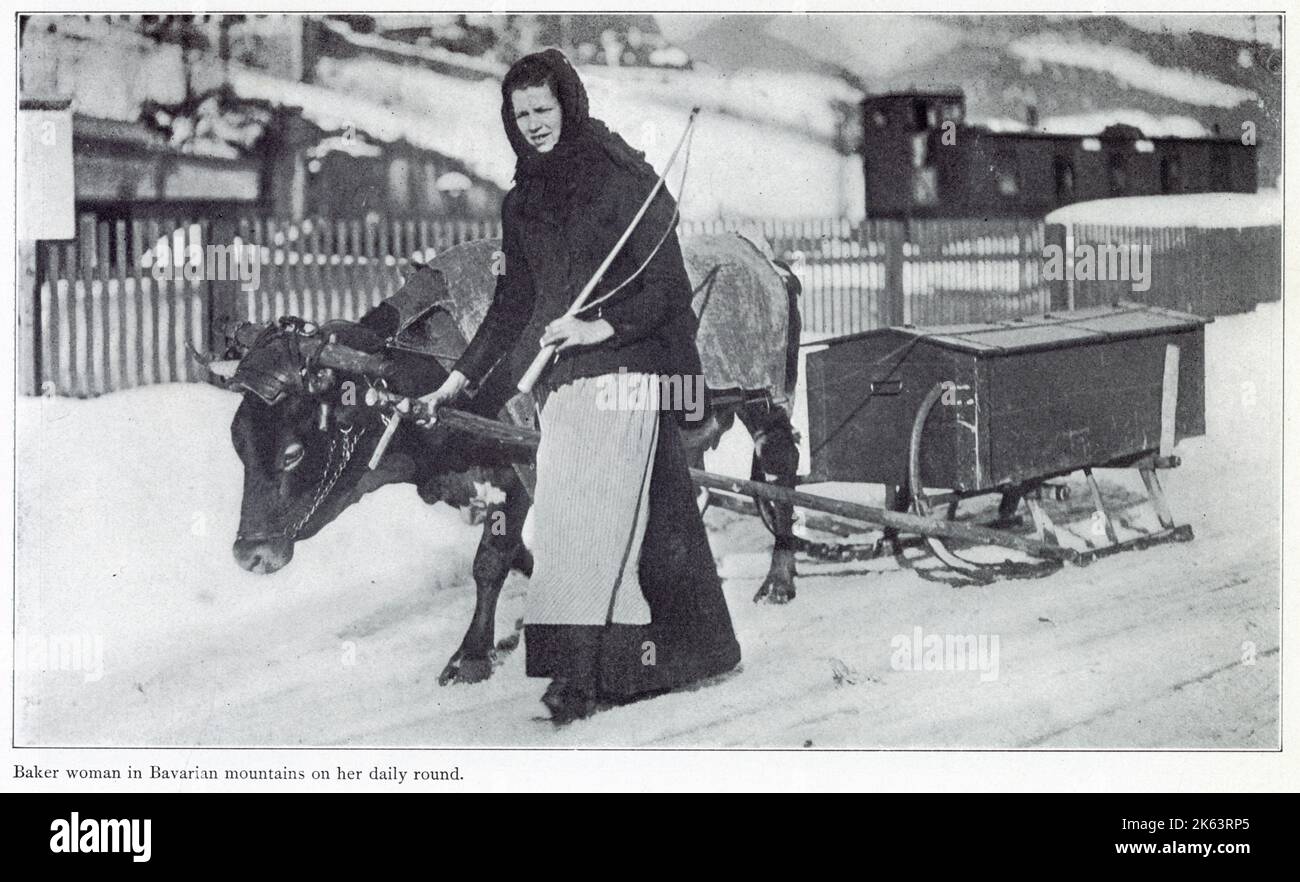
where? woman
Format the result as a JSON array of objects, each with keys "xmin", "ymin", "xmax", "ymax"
[{"xmin": 421, "ymin": 49, "xmax": 740, "ymax": 723}]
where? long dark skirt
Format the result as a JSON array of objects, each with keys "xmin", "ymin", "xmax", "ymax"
[{"xmin": 525, "ymin": 411, "xmax": 741, "ymax": 699}]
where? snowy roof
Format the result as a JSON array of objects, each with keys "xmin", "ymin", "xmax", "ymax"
[
  {"xmin": 977, "ymin": 110, "xmax": 1210, "ymax": 140},
  {"xmin": 227, "ymin": 65, "xmax": 515, "ymax": 188},
  {"xmin": 1046, "ymin": 191, "xmax": 1281, "ymax": 229},
  {"xmin": 276, "ymin": 54, "xmax": 864, "ymax": 218},
  {"xmin": 316, "ymin": 16, "xmax": 507, "ymax": 78}
]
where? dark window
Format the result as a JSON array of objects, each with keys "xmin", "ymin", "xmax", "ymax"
[
  {"xmin": 1107, "ymin": 153, "xmax": 1128, "ymax": 195},
  {"xmin": 1053, "ymin": 157, "xmax": 1075, "ymax": 203},
  {"xmin": 912, "ymin": 99, "xmax": 929, "ymax": 132},
  {"xmin": 1159, "ymin": 156, "xmax": 1182, "ymax": 193}
]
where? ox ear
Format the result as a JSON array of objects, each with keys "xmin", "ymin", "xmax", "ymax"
[{"xmin": 223, "ymin": 320, "xmax": 270, "ymax": 356}]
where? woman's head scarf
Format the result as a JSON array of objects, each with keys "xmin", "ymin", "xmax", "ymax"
[{"xmin": 500, "ymin": 49, "xmax": 669, "ymax": 219}]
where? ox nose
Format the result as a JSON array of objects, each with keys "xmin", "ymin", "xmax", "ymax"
[{"xmin": 233, "ymin": 538, "xmax": 294, "ymax": 574}]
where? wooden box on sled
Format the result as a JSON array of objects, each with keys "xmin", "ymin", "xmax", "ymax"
[{"xmin": 805, "ymin": 302, "xmax": 1209, "ymax": 493}]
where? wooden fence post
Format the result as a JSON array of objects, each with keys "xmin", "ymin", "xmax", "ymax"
[
  {"xmin": 883, "ymin": 219, "xmax": 906, "ymax": 327},
  {"xmin": 208, "ymin": 214, "xmax": 242, "ymax": 352},
  {"xmin": 18, "ymin": 239, "xmax": 41, "ymax": 395},
  {"xmin": 1044, "ymin": 222, "xmax": 1069, "ymax": 313}
]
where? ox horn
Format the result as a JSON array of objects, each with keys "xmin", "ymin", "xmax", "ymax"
[
  {"xmin": 208, "ymin": 359, "xmax": 242, "ymax": 379},
  {"xmin": 187, "ymin": 343, "xmax": 242, "ymax": 381},
  {"xmin": 191, "ymin": 321, "xmax": 270, "ymax": 384}
]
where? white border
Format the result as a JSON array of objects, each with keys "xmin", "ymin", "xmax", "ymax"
[{"xmin": 2, "ymin": 1, "xmax": 1294, "ymax": 793}]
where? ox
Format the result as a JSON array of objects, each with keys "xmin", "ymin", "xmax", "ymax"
[{"xmin": 205, "ymin": 234, "xmax": 802, "ymax": 685}]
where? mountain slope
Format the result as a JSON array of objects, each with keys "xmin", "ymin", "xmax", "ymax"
[{"xmin": 683, "ymin": 14, "xmax": 1282, "ymax": 184}]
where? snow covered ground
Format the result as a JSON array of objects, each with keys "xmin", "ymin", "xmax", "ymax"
[{"xmin": 14, "ymin": 302, "xmax": 1280, "ymax": 748}]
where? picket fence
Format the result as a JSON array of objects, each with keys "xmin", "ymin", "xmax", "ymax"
[
  {"xmin": 1066, "ymin": 223, "xmax": 1282, "ymax": 317},
  {"xmin": 23, "ymin": 212, "xmax": 1280, "ymax": 397},
  {"xmin": 30, "ymin": 215, "xmax": 500, "ymax": 397}
]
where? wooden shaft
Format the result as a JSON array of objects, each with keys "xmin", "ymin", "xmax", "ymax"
[
  {"xmin": 365, "ymin": 390, "xmax": 540, "ymax": 451},
  {"xmin": 515, "ymin": 341, "xmax": 558, "ymax": 396},
  {"xmin": 689, "ymin": 471, "xmax": 1077, "ymax": 563},
  {"xmin": 368, "ymin": 393, "xmax": 1076, "ymax": 563},
  {"xmin": 517, "ymin": 107, "xmax": 701, "ymax": 395},
  {"xmin": 227, "ymin": 321, "xmax": 394, "ymax": 378},
  {"xmin": 311, "ymin": 340, "xmax": 395, "ymax": 378},
  {"xmin": 368, "ymin": 411, "xmax": 402, "ymax": 470}
]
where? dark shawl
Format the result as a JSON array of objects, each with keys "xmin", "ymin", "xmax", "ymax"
[{"xmin": 455, "ymin": 47, "xmax": 705, "ymax": 399}]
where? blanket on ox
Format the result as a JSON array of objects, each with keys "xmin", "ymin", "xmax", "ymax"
[{"xmin": 379, "ymin": 232, "xmax": 794, "ymax": 421}]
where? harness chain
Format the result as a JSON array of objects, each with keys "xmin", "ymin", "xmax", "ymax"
[
  {"xmin": 238, "ymin": 425, "xmax": 368, "ymax": 544},
  {"xmin": 288, "ymin": 426, "xmax": 367, "ymax": 540}
]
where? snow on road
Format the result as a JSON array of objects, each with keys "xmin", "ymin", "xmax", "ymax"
[{"xmin": 14, "ymin": 303, "xmax": 1280, "ymax": 747}]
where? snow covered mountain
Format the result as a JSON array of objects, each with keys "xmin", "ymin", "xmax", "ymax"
[
  {"xmin": 674, "ymin": 14, "xmax": 1282, "ymax": 186},
  {"xmin": 308, "ymin": 13, "xmax": 1281, "ymax": 218}
]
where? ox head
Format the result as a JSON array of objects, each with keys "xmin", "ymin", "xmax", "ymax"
[{"xmin": 203, "ymin": 316, "xmax": 430, "ymax": 574}]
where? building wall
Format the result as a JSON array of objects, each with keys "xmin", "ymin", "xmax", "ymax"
[
  {"xmin": 74, "ymin": 149, "xmax": 261, "ymax": 203},
  {"xmin": 304, "ymin": 145, "xmax": 501, "ymax": 219},
  {"xmin": 863, "ymin": 92, "xmax": 1258, "ymax": 219}
]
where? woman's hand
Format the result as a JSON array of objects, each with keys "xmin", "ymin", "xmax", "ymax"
[
  {"xmin": 540, "ymin": 316, "xmax": 614, "ymax": 353},
  {"xmin": 416, "ymin": 370, "xmax": 471, "ymax": 427}
]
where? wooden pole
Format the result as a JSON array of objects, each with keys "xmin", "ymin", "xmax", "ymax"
[
  {"xmin": 1044, "ymin": 222, "xmax": 1068, "ymax": 313},
  {"xmin": 370, "ymin": 392, "xmax": 1078, "ymax": 563},
  {"xmin": 883, "ymin": 219, "xmax": 905, "ymax": 326},
  {"xmin": 1160, "ymin": 343, "xmax": 1180, "ymax": 458},
  {"xmin": 18, "ymin": 239, "xmax": 41, "ymax": 395}
]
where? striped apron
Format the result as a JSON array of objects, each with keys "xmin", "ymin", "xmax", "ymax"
[{"xmin": 525, "ymin": 372, "xmax": 661, "ymax": 627}]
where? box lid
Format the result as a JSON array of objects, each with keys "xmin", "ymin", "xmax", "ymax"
[{"xmin": 895, "ymin": 302, "xmax": 1209, "ymax": 355}]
